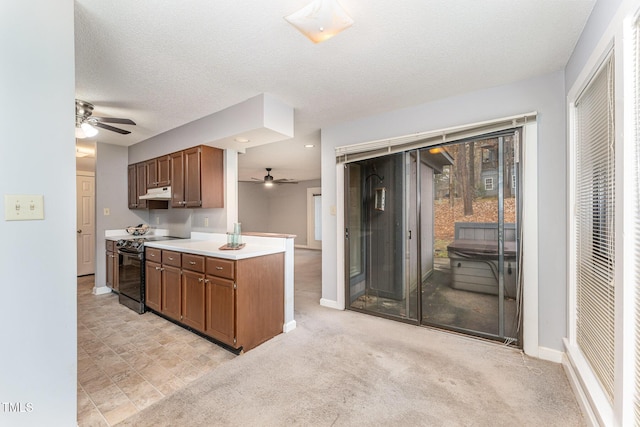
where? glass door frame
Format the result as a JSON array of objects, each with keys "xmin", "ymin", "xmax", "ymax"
[{"xmin": 343, "ymin": 129, "xmax": 523, "ymax": 345}]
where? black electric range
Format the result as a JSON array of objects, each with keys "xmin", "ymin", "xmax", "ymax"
[{"xmin": 116, "ymin": 236, "xmax": 182, "ymax": 313}]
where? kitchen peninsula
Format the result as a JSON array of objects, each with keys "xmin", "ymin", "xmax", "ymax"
[
  {"xmin": 110, "ymin": 231, "xmax": 295, "ymax": 353},
  {"xmin": 145, "ymin": 232, "xmax": 296, "ymax": 352}
]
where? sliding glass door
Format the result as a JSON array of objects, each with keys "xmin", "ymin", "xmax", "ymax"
[
  {"xmin": 345, "ymin": 153, "xmax": 418, "ymax": 321},
  {"xmin": 345, "ymin": 130, "xmax": 521, "ymax": 344}
]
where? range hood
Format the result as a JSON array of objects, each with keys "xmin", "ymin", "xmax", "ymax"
[{"xmin": 139, "ymin": 187, "xmax": 171, "ymax": 200}]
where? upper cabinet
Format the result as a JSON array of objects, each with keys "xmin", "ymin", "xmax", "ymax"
[
  {"xmin": 128, "ymin": 163, "xmax": 148, "ymax": 209},
  {"xmin": 129, "ymin": 145, "xmax": 223, "ymax": 210},
  {"xmin": 171, "ymin": 146, "xmax": 224, "ymax": 209},
  {"xmin": 146, "ymin": 155, "xmax": 171, "ymax": 189}
]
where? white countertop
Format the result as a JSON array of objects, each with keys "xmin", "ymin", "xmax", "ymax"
[{"xmin": 144, "ymin": 238, "xmax": 285, "ymax": 260}]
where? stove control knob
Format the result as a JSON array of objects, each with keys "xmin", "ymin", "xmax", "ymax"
[{"xmin": 116, "ymin": 239, "xmax": 126, "ymax": 247}]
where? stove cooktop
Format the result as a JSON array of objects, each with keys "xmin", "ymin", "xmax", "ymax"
[{"xmin": 116, "ymin": 236, "xmax": 182, "ymax": 252}]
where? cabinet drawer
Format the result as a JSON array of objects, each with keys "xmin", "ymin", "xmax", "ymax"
[
  {"xmin": 206, "ymin": 257, "xmax": 235, "ymax": 280},
  {"xmin": 106, "ymin": 240, "xmax": 114, "ymax": 252},
  {"xmin": 162, "ymin": 250, "xmax": 182, "ymax": 267},
  {"xmin": 182, "ymin": 253, "xmax": 205, "ymax": 273},
  {"xmin": 146, "ymin": 247, "xmax": 162, "ymax": 262}
]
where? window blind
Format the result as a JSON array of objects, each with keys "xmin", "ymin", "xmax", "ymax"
[
  {"xmin": 633, "ymin": 15, "xmax": 640, "ymax": 425},
  {"xmin": 335, "ymin": 113, "xmax": 536, "ymax": 163},
  {"xmin": 574, "ymin": 52, "xmax": 616, "ymax": 402}
]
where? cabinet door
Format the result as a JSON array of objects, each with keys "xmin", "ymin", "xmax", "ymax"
[
  {"xmin": 136, "ymin": 162, "xmax": 148, "ymax": 209},
  {"xmin": 146, "ymin": 158, "xmax": 158, "ymax": 188},
  {"xmin": 162, "ymin": 265, "xmax": 181, "ymax": 320},
  {"xmin": 145, "ymin": 260, "xmax": 162, "ymax": 312},
  {"xmin": 157, "ymin": 155, "xmax": 171, "ymax": 187},
  {"xmin": 106, "ymin": 251, "xmax": 114, "ymax": 288},
  {"xmin": 184, "ymin": 147, "xmax": 202, "ymax": 208},
  {"xmin": 205, "ymin": 275, "xmax": 236, "ymax": 346},
  {"xmin": 127, "ymin": 164, "xmax": 138, "ymax": 209},
  {"xmin": 112, "ymin": 253, "xmax": 119, "ymax": 292},
  {"xmin": 170, "ymin": 151, "xmax": 185, "ymax": 208},
  {"xmin": 182, "ymin": 270, "xmax": 206, "ymax": 332}
]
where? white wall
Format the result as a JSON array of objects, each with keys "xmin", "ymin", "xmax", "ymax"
[
  {"xmin": 94, "ymin": 143, "xmax": 149, "ymax": 291},
  {"xmin": 239, "ymin": 179, "xmax": 321, "ymax": 246},
  {"xmin": 0, "ymin": 1, "xmax": 77, "ymax": 425},
  {"xmin": 238, "ymin": 182, "xmax": 269, "ymax": 232},
  {"xmin": 321, "ymin": 72, "xmax": 568, "ymax": 351}
]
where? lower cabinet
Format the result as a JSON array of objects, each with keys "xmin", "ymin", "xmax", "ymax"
[
  {"xmin": 205, "ymin": 275, "xmax": 235, "ymax": 346},
  {"xmin": 106, "ymin": 241, "xmax": 119, "ymax": 292},
  {"xmin": 145, "ymin": 259, "xmax": 162, "ymax": 312},
  {"xmin": 145, "ymin": 248, "xmax": 284, "ymax": 352},
  {"xmin": 182, "ymin": 269, "xmax": 206, "ymax": 332},
  {"xmin": 162, "ymin": 265, "xmax": 182, "ymax": 321}
]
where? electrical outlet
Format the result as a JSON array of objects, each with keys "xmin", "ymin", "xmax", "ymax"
[
  {"xmin": 103, "ymin": 208, "xmax": 110, "ymax": 216},
  {"xmin": 204, "ymin": 217, "xmax": 209, "ymax": 227},
  {"xmin": 4, "ymin": 194, "xmax": 44, "ymax": 221}
]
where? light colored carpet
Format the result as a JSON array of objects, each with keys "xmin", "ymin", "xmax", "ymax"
[{"xmin": 117, "ymin": 249, "xmax": 584, "ymax": 426}]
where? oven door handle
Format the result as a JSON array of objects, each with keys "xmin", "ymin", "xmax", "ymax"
[{"xmin": 117, "ymin": 250, "xmax": 142, "ymax": 259}]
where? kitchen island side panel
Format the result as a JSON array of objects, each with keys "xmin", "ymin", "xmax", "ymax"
[{"xmin": 236, "ymin": 252, "xmax": 285, "ymax": 351}]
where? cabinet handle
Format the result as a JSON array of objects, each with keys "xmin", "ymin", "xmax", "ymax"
[
  {"xmin": 189, "ymin": 261, "xmax": 196, "ymax": 265},
  {"xmin": 204, "ymin": 279, "xmax": 210, "ymax": 284},
  {"xmin": 149, "ymin": 254, "xmax": 155, "ymax": 257},
  {"xmin": 215, "ymin": 266, "xmax": 223, "ymax": 270},
  {"xmin": 198, "ymin": 277, "xmax": 203, "ymax": 282},
  {"xmin": 168, "ymin": 257, "xmax": 174, "ymax": 260}
]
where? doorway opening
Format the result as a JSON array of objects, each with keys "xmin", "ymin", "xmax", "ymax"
[{"xmin": 344, "ymin": 130, "xmax": 522, "ymax": 344}]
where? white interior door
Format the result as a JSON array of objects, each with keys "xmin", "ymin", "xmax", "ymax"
[
  {"xmin": 307, "ymin": 187, "xmax": 322, "ymax": 250},
  {"xmin": 76, "ymin": 173, "xmax": 95, "ymax": 276}
]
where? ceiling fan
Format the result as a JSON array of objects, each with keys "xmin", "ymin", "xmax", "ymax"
[
  {"xmin": 75, "ymin": 99, "xmax": 136, "ymax": 139},
  {"xmin": 251, "ymin": 168, "xmax": 298, "ymax": 186}
]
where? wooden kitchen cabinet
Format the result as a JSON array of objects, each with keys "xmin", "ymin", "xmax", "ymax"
[
  {"xmin": 146, "ymin": 155, "xmax": 171, "ymax": 189},
  {"xmin": 204, "ymin": 253, "xmax": 284, "ymax": 351},
  {"xmin": 127, "ymin": 162, "xmax": 149, "ymax": 209},
  {"xmin": 105, "ymin": 240, "xmax": 118, "ymax": 292},
  {"xmin": 128, "ymin": 162, "xmax": 168, "ymax": 210},
  {"xmin": 162, "ymin": 265, "xmax": 182, "ymax": 321},
  {"xmin": 136, "ymin": 162, "xmax": 148, "ymax": 209},
  {"xmin": 205, "ymin": 275, "xmax": 236, "ymax": 346},
  {"xmin": 169, "ymin": 151, "xmax": 185, "ymax": 208},
  {"xmin": 170, "ymin": 145, "xmax": 224, "ymax": 209},
  {"xmin": 182, "ymin": 269, "xmax": 206, "ymax": 332},
  {"xmin": 145, "ymin": 259, "xmax": 162, "ymax": 312},
  {"xmin": 144, "ymin": 247, "xmax": 284, "ymax": 353}
]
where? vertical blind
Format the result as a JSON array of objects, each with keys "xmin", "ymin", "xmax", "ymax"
[
  {"xmin": 574, "ymin": 52, "xmax": 616, "ymax": 402},
  {"xmin": 633, "ymin": 15, "xmax": 640, "ymax": 425}
]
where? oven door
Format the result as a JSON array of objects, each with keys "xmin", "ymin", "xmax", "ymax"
[{"xmin": 117, "ymin": 250, "xmax": 145, "ymax": 314}]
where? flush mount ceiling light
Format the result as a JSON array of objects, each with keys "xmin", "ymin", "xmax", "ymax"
[{"xmin": 284, "ymin": 0, "xmax": 354, "ymax": 44}]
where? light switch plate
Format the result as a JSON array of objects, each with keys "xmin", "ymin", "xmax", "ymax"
[{"xmin": 4, "ymin": 194, "xmax": 44, "ymax": 221}]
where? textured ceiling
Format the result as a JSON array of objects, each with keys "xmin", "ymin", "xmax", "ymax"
[{"xmin": 74, "ymin": 0, "xmax": 595, "ymax": 181}]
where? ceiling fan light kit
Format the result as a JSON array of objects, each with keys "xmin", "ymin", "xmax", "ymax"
[
  {"xmin": 251, "ymin": 168, "xmax": 299, "ymax": 186},
  {"xmin": 284, "ymin": 0, "xmax": 354, "ymax": 44},
  {"xmin": 75, "ymin": 99, "xmax": 136, "ymax": 139}
]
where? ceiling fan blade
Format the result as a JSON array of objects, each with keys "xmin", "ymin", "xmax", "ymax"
[
  {"xmin": 273, "ymin": 179, "xmax": 298, "ymax": 184},
  {"xmin": 93, "ymin": 122, "xmax": 131, "ymax": 135},
  {"xmin": 93, "ymin": 117, "xmax": 136, "ymax": 125},
  {"xmin": 251, "ymin": 177, "xmax": 262, "ymax": 181}
]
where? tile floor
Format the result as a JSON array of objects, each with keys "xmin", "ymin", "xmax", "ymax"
[{"xmin": 77, "ymin": 276, "xmax": 235, "ymax": 426}]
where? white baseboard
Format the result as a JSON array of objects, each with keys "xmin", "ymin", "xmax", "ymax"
[
  {"xmin": 92, "ymin": 286, "xmax": 112, "ymax": 296},
  {"xmin": 283, "ymin": 320, "xmax": 297, "ymax": 333},
  {"xmin": 537, "ymin": 346, "xmax": 564, "ymax": 363},
  {"xmin": 320, "ymin": 298, "xmax": 341, "ymax": 310}
]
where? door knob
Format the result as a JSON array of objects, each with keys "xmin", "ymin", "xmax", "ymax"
[{"xmin": 77, "ymin": 229, "xmax": 82, "ymax": 234}]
